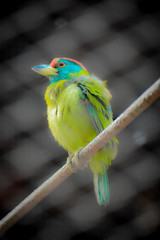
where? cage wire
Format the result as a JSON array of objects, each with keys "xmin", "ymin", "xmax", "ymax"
[{"xmin": 0, "ymin": 0, "xmax": 160, "ymax": 240}]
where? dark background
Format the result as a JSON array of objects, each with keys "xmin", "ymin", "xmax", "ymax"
[{"xmin": 0, "ymin": 0, "xmax": 160, "ymax": 239}]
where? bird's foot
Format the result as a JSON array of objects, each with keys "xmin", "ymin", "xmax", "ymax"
[
  {"xmin": 67, "ymin": 147, "xmax": 87, "ymax": 171},
  {"xmin": 67, "ymin": 153, "xmax": 75, "ymax": 171}
]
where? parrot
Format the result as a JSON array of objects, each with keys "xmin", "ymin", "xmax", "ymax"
[{"xmin": 32, "ymin": 57, "xmax": 118, "ymax": 206}]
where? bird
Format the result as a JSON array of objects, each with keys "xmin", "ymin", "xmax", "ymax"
[{"xmin": 32, "ymin": 57, "xmax": 118, "ymax": 206}]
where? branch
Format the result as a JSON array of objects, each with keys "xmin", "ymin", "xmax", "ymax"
[{"xmin": 0, "ymin": 79, "xmax": 160, "ymax": 235}]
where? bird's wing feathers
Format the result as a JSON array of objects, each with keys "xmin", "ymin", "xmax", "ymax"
[
  {"xmin": 77, "ymin": 77, "xmax": 118, "ymax": 160},
  {"xmin": 77, "ymin": 82, "xmax": 104, "ymax": 134},
  {"xmin": 77, "ymin": 79, "xmax": 112, "ymax": 131}
]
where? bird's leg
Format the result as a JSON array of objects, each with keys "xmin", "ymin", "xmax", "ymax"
[
  {"xmin": 68, "ymin": 150, "xmax": 72, "ymax": 156},
  {"xmin": 67, "ymin": 150, "xmax": 75, "ymax": 170},
  {"xmin": 67, "ymin": 147, "xmax": 87, "ymax": 171},
  {"xmin": 67, "ymin": 151, "xmax": 74, "ymax": 170}
]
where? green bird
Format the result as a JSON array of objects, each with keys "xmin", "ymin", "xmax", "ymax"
[{"xmin": 32, "ymin": 57, "xmax": 118, "ymax": 205}]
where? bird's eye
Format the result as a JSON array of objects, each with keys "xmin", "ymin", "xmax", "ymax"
[{"xmin": 58, "ymin": 62, "xmax": 66, "ymax": 68}]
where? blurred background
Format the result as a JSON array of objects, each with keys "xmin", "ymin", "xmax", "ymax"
[{"xmin": 0, "ymin": 0, "xmax": 160, "ymax": 239}]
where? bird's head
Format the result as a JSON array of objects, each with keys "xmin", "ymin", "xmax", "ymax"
[{"xmin": 32, "ymin": 57, "xmax": 89, "ymax": 83}]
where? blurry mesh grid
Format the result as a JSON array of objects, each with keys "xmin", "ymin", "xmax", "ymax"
[{"xmin": 0, "ymin": 0, "xmax": 160, "ymax": 239}]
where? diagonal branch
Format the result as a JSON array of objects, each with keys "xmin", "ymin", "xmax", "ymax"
[{"xmin": 0, "ymin": 79, "xmax": 160, "ymax": 235}]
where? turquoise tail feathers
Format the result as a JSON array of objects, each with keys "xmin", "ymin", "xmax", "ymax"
[{"xmin": 94, "ymin": 169, "xmax": 110, "ymax": 206}]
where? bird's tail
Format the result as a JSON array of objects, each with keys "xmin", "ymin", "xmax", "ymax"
[{"xmin": 94, "ymin": 168, "xmax": 110, "ymax": 206}]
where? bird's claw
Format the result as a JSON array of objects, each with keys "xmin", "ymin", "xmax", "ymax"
[{"xmin": 67, "ymin": 147, "xmax": 86, "ymax": 171}]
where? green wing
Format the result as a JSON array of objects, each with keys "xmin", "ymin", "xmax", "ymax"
[
  {"xmin": 77, "ymin": 82, "xmax": 108, "ymax": 130},
  {"xmin": 76, "ymin": 76, "xmax": 118, "ymax": 160}
]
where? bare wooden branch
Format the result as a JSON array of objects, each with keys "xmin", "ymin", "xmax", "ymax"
[{"xmin": 0, "ymin": 79, "xmax": 160, "ymax": 235}]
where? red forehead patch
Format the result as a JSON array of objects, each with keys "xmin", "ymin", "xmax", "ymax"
[
  {"xmin": 50, "ymin": 57, "xmax": 87, "ymax": 71},
  {"xmin": 50, "ymin": 58, "xmax": 60, "ymax": 68}
]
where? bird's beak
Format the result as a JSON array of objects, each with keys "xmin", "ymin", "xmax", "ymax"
[{"xmin": 32, "ymin": 64, "xmax": 58, "ymax": 77}]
